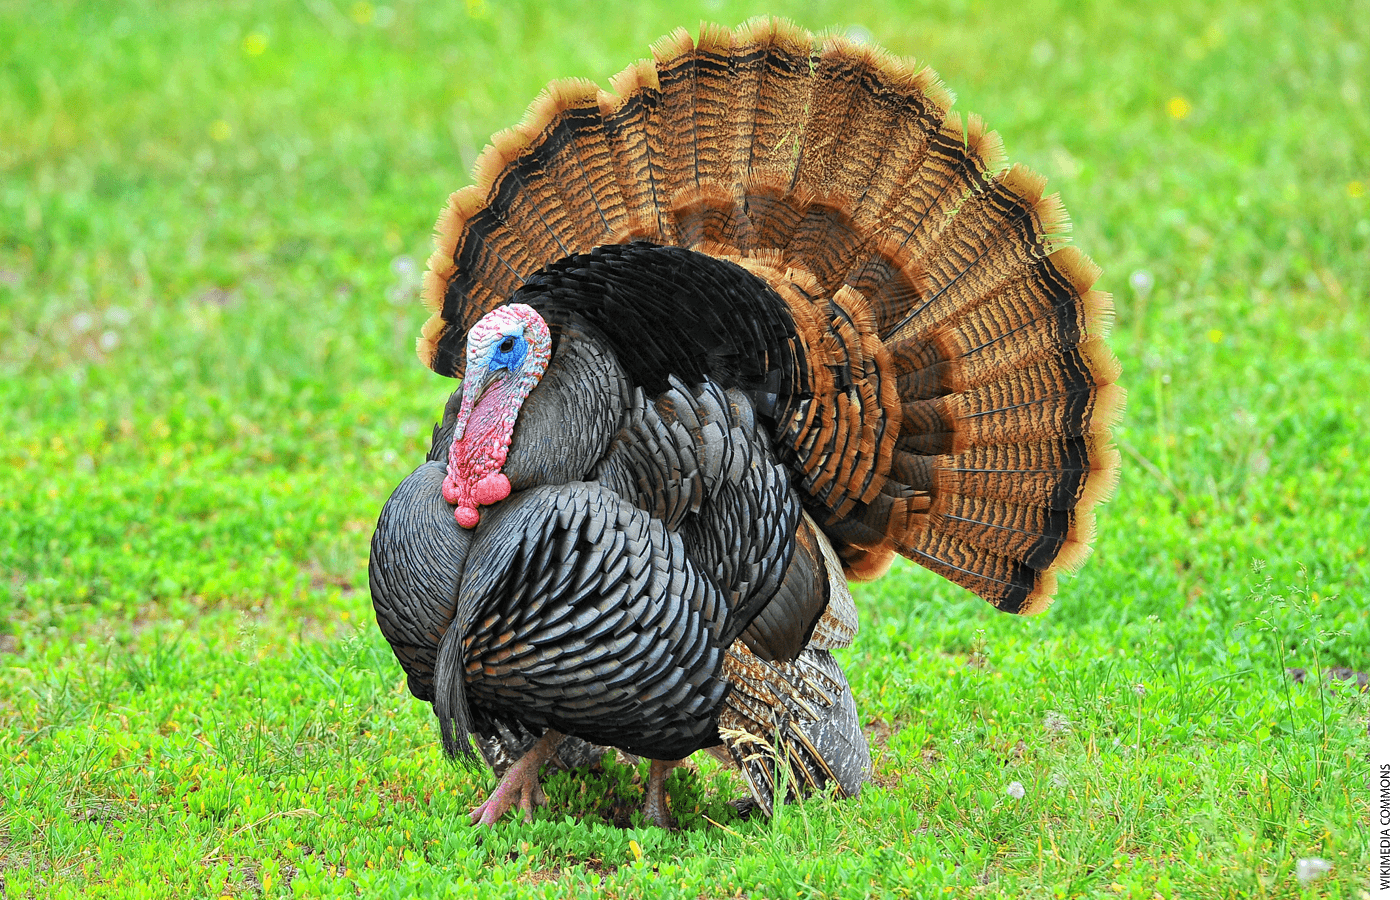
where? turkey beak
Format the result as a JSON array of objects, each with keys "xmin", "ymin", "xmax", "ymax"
[{"xmin": 464, "ymin": 366, "xmax": 506, "ymax": 410}]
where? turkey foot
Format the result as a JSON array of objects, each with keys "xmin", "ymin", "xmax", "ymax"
[
  {"xmin": 470, "ymin": 729, "xmax": 565, "ymax": 825},
  {"xmin": 642, "ymin": 758, "xmax": 683, "ymax": 829}
]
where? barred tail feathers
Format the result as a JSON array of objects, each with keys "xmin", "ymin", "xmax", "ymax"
[{"xmin": 418, "ymin": 19, "xmax": 1121, "ymax": 613}]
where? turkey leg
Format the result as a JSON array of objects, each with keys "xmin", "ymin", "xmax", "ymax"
[
  {"xmin": 469, "ymin": 729, "xmax": 566, "ymax": 825},
  {"xmin": 642, "ymin": 758, "xmax": 683, "ymax": 829}
]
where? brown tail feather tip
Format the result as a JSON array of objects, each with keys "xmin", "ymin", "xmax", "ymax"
[
  {"xmin": 520, "ymin": 79, "xmax": 601, "ymax": 149},
  {"xmin": 1000, "ymin": 163, "xmax": 1049, "ymax": 204},
  {"xmin": 1032, "ymin": 194, "xmax": 1073, "ymax": 251},
  {"xmin": 652, "ymin": 24, "xmax": 697, "ymax": 62},
  {"xmin": 962, "ymin": 112, "xmax": 1008, "ymax": 176},
  {"xmin": 1082, "ymin": 289, "xmax": 1115, "ymax": 339},
  {"xmin": 1091, "ymin": 381, "xmax": 1128, "ymax": 434},
  {"xmin": 1049, "ymin": 246, "xmax": 1102, "ymax": 293},
  {"xmin": 1044, "ymin": 518, "xmax": 1102, "ymax": 586},
  {"xmin": 884, "ymin": 50, "xmax": 937, "ymax": 99},
  {"xmin": 1021, "ymin": 572, "xmax": 1058, "ymax": 615},
  {"xmin": 1000, "ymin": 167, "xmax": 1069, "ymax": 248},
  {"xmin": 1042, "ymin": 435, "xmax": 1122, "ymax": 591},
  {"xmin": 696, "ymin": 20, "xmax": 731, "ymax": 51},
  {"xmin": 1082, "ymin": 338, "xmax": 1124, "ymax": 387},
  {"xmin": 602, "ymin": 58, "xmax": 659, "ymax": 105},
  {"xmin": 1082, "ymin": 444, "xmax": 1123, "ymax": 509}
]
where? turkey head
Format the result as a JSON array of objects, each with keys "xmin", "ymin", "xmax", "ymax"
[{"xmin": 440, "ymin": 304, "xmax": 551, "ymax": 528}]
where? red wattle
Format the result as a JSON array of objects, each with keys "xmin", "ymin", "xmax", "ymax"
[
  {"xmin": 474, "ymin": 473, "xmax": 511, "ymax": 506},
  {"xmin": 443, "ymin": 382, "xmax": 518, "ymax": 529},
  {"xmin": 455, "ymin": 504, "xmax": 480, "ymax": 528}
]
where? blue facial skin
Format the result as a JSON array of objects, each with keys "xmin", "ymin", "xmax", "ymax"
[{"xmin": 489, "ymin": 332, "xmax": 527, "ymax": 373}]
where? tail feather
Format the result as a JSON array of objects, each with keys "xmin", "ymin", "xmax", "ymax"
[
  {"xmin": 676, "ymin": 26, "xmax": 758, "ymax": 252},
  {"xmin": 598, "ymin": 61, "xmax": 666, "ymax": 242},
  {"xmin": 653, "ymin": 27, "xmax": 700, "ymax": 230},
  {"xmin": 925, "ymin": 268, "xmax": 1111, "ymax": 394},
  {"xmin": 791, "ymin": 37, "xmax": 872, "ymax": 201},
  {"xmin": 905, "ymin": 538, "xmax": 1051, "ymax": 614},
  {"xmin": 848, "ymin": 58, "xmax": 949, "ymax": 231},
  {"xmin": 744, "ymin": 21, "xmax": 814, "ymax": 196},
  {"xmin": 721, "ymin": 23, "xmax": 767, "ymax": 197},
  {"xmin": 865, "ymin": 112, "xmax": 1005, "ymax": 314},
  {"xmin": 926, "ymin": 435, "xmax": 1116, "ymax": 506},
  {"xmin": 890, "ymin": 167, "xmax": 1060, "ymax": 341},
  {"xmin": 419, "ymin": 18, "xmax": 1120, "ymax": 613},
  {"xmin": 544, "ymin": 80, "xmax": 632, "ymax": 235},
  {"xmin": 693, "ymin": 23, "xmax": 740, "ymax": 192},
  {"xmin": 485, "ymin": 101, "xmax": 581, "ymax": 254}
]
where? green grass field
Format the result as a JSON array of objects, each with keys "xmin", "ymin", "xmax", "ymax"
[{"xmin": 0, "ymin": 0, "xmax": 1369, "ymax": 897}]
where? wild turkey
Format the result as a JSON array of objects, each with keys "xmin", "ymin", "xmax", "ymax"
[{"xmin": 370, "ymin": 18, "xmax": 1122, "ymax": 827}]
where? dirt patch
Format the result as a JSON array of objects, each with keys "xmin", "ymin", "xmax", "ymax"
[{"xmin": 864, "ymin": 717, "xmax": 898, "ymax": 749}]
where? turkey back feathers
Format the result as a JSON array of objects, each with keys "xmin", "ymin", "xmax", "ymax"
[{"xmin": 418, "ymin": 18, "xmax": 1121, "ymax": 614}]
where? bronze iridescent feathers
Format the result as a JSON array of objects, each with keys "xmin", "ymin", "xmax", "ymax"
[{"xmin": 416, "ymin": 18, "xmax": 1120, "ymax": 614}]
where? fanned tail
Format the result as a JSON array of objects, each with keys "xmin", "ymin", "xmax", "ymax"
[{"xmin": 418, "ymin": 18, "xmax": 1121, "ymax": 614}]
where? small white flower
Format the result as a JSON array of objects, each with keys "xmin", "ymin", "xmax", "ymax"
[
  {"xmin": 1132, "ymin": 683, "xmax": 1146, "ymax": 697},
  {"xmin": 1129, "ymin": 269, "xmax": 1154, "ymax": 297},
  {"xmin": 99, "ymin": 330, "xmax": 119, "ymax": 352},
  {"xmin": 1006, "ymin": 781, "xmax": 1025, "ymax": 800},
  {"xmin": 1044, "ymin": 711, "xmax": 1071, "ymax": 734},
  {"xmin": 391, "ymin": 254, "xmax": 417, "ymax": 279},
  {"xmin": 1295, "ymin": 857, "xmax": 1332, "ymax": 884},
  {"xmin": 71, "ymin": 312, "xmax": 95, "ymax": 334},
  {"xmin": 1049, "ymin": 772, "xmax": 1068, "ymax": 789}
]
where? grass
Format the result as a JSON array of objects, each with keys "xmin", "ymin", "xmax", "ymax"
[{"xmin": 0, "ymin": 0, "xmax": 1368, "ymax": 897}]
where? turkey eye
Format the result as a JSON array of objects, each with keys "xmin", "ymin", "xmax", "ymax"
[{"xmin": 499, "ymin": 337, "xmax": 516, "ymax": 354}]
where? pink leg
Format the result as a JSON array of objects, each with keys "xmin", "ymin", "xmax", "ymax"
[
  {"xmin": 470, "ymin": 730, "xmax": 566, "ymax": 826},
  {"xmin": 642, "ymin": 758, "xmax": 683, "ymax": 829}
]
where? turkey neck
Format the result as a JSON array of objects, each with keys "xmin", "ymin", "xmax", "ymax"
[{"xmin": 498, "ymin": 319, "xmax": 628, "ymax": 492}]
